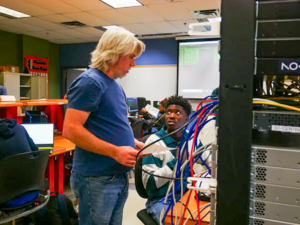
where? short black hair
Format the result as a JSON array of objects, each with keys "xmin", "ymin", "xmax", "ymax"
[{"xmin": 166, "ymin": 95, "xmax": 192, "ymax": 116}]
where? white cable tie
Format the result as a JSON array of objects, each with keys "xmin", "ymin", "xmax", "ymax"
[{"xmin": 187, "ymin": 177, "xmax": 217, "ymax": 191}]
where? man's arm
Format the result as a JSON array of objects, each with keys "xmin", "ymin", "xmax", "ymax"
[{"xmin": 63, "ymin": 108, "xmax": 138, "ymax": 167}]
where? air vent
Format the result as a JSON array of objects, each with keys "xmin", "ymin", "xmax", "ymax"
[
  {"xmin": 255, "ymin": 167, "xmax": 267, "ymax": 181},
  {"xmin": 256, "ymin": 149, "xmax": 267, "ymax": 164},
  {"xmin": 255, "ymin": 184, "xmax": 266, "ymax": 199},
  {"xmin": 253, "ymin": 219, "xmax": 265, "ymax": 225},
  {"xmin": 254, "ymin": 201, "xmax": 266, "ymax": 216},
  {"xmin": 60, "ymin": 21, "xmax": 87, "ymax": 28}
]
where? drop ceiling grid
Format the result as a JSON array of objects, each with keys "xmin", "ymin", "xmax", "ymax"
[
  {"xmin": 117, "ymin": 6, "xmax": 165, "ymax": 23},
  {"xmin": 0, "ymin": 0, "xmax": 54, "ymax": 16},
  {"xmin": 38, "ymin": 14, "xmax": 74, "ymax": 23},
  {"xmin": 89, "ymin": 9, "xmax": 138, "ymax": 25},
  {"xmin": 23, "ymin": 0, "xmax": 82, "ymax": 14},
  {"xmin": 0, "ymin": 23, "xmax": 28, "ymax": 34},
  {"xmin": 19, "ymin": 17, "xmax": 66, "ymax": 30},
  {"xmin": 72, "ymin": 27, "xmax": 104, "ymax": 37},
  {"xmin": 144, "ymin": 21, "xmax": 180, "ymax": 33},
  {"xmin": 0, "ymin": 19, "xmax": 45, "ymax": 32},
  {"xmin": 60, "ymin": 0, "xmax": 111, "ymax": 11},
  {"xmin": 121, "ymin": 23, "xmax": 156, "ymax": 35},
  {"xmin": 170, "ymin": 19, "xmax": 198, "ymax": 32},
  {"xmin": 54, "ymin": 29, "xmax": 93, "ymax": 39},
  {"xmin": 62, "ymin": 12, "xmax": 111, "ymax": 27},
  {"xmin": 181, "ymin": 0, "xmax": 220, "ymax": 11},
  {"xmin": 147, "ymin": 3, "xmax": 194, "ymax": 21}
]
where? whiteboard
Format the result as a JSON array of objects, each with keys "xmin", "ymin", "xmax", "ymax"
[{"xmin": 117, "ymin": 66, "xmax": 177, "ymax": 103}]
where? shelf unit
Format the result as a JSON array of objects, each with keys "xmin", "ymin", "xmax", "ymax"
[{"xmin": 0, "ymin": 72, "xmax": 47, "ymax": 100}]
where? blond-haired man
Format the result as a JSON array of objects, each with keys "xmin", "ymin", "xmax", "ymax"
[{"xmin": 63, "ymin": 27, "xmax": 145, "ymax": 225}]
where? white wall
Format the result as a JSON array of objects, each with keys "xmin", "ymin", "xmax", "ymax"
[{"xmin": 117, "ymin": 66, "xmax": 177, "ymax": 104}]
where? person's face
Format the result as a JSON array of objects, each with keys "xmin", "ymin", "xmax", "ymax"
[
  {"xmin": 112, "ymin": 47, "xmax": 137, "ymax": 78},
  {"xmin": 165, "ymin": 104, "xmax": 188, "ymax": 132}
]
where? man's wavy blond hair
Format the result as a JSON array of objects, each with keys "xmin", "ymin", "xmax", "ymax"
[{"xmin": 90, "ymin": 27, "xmax": 145, "ymax": 71}]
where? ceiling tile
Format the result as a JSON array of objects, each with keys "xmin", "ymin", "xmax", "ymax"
[
  {"xmin": 55, "ymin": 29, "xmax": 93, "ymax": 39},
  {"xmin": 0, "ymin": 23, "xmax": 28, "ymax": 34},
  {"xmin": 144, "ymin": 21, "xmax": 180, "ymax": 33},
  {"xmin": 24, "ymin": 0, "xmax": 82, "ymax": 13},
  {"xmin": 73, "ymin": 27, "xmax": 104, "ymax": 37},
  {"xmin": 90, "ymin": 9, "xmax": 137, "ymax": 25},
  {"xmin": 0, "ymin": 16, "xmax": 9, "ymax": 20},
  {"xmin": 38, "ymin": 15, "xmax": 74, "ymax": 23},
  {"xmin": 18, "ymin": 17, "xmax": 66, "ymax": 30},
  {"xmin": 26, "ymin": 30, "xmax": 72, "ymax": 40},
  {"xmin": 121, "ymin": 24, "xmax": 156, "ymax": 35},
  {"xmin": 138, "ymin": 0, "xmax": 167, "ymax": 5},
  {"xmin": 51, "ymin": 38, "xmax": 89, "ymax": 44},
  {"xmin": 148, "ymin": 3, "xmax": 193, "ymax": 20},
  {"xmin": 63, "ymin": 12, "xmax": 110, "ymax": 27},
  {"xmin": 0, "ymin": 19, "xmax": 45, "ymax": 32},
  {"xmin": 117, "ymin": 6, "xmax": 164, "ymax": 23},
  {"xmin": 181, "ymin": 0, "xmax": 220, "ymax": 11},
  {"xmin": 82, "ymin": 37, "xmax": 100, "ymax": 43},
  {"xmin": 61, "ymin": 0, "xmax": 111, "ymax": 11},
  {"xmin": 170, "ymin": 19, "xmax": 198, "ymax": 32},
  {"xmin": 0, "ymin": 0, "xmax": 54, "ymax": 16}
]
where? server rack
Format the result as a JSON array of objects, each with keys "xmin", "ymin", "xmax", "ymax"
[{"xmin": 217, "ymin": 0, "xmax": 300, "ymax": 224}]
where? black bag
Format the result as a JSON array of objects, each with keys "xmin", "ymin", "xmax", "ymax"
[{"xmin": 36, "ymin": 194, "xmax": 78, "ymax": 225}]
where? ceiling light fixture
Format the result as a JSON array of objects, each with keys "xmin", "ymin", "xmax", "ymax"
[
  {"xmin": 0, "ymin": 6, "xmax": 31, "ymax": 19},
  {"xmin": 101, "ymin": 0, "xmax": 142, "ymax": 9},
  {"xmin": 102, "ymin": 25, "xmax": 136, "ymax": 35}
]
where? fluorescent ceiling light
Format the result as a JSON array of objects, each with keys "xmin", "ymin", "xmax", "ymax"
[
  {"xmin": 208, "ymin": 17, "xmax": 222, "ymax": 22},
  {"xmin": 0, "ymin": 6, "xmax": 31, "ymax": 18},
  {"xmin": 103, "ymin": 25, "xmax": 136, "ymax": 35},
  {"xmin": 101, "ymin": 0, "xmax": 142, "ymax": 9}
]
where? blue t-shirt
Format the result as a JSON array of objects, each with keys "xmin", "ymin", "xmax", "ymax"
[{"xmin": 67, "ymin": 68, "xmax": 135, "ymax": 176}]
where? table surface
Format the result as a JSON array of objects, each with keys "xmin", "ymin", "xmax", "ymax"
[
  {"xmin": 51, "ymin": 135, "xmax": 75, "ymax": 156},
  {"xmin": 165, "ymin": 190, "xmax": 210, "ymax": 225},
  {"xmin": 0, "ymin": 99, "xmax": 68, "ymax": 107}
]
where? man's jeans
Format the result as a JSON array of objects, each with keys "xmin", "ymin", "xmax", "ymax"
[{"xmin": 70, "ymin": 172, "xmax": 129, "ymax": 225}]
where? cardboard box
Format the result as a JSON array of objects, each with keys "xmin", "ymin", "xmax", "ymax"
[{"xmin": 0, "ymin": 65, "xmax": 19, "ymax": 73}]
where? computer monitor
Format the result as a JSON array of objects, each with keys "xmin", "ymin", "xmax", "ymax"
[
  {"xmin": 21, "ymin": 123, "xmax": 54, "ymax": 148},
  {"xmin": 127, "ymin": 97, "xmax": 138, "ymax": 113}
]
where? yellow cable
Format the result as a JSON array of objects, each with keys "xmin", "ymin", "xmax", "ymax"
[{"xmin": 253, "ymin": 101, "xmax": 300, "ymax": 112}]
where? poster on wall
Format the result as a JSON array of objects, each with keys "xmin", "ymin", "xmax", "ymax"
[{"xmin": 24, "ymin": 55, "xmax": 49, "ymax": 98}]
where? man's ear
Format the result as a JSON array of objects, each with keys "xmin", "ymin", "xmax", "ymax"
[{"xmin": 185, "ymin": 115, "xmax": 189, "ymax": 122}]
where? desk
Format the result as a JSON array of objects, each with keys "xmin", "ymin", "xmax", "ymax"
[
  {"xmin": 0, "ymin": 99, "xmax": 67, "ymax": 124},
  {"xmin": 165, "ymin": 191, "xmax": 210, "ymax": 225},
  {"xmin": 48, "ymin": 135, "xmax": 75, "ymax": 194}
]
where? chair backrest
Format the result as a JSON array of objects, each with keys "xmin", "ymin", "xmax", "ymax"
[
  {"xmin": 134, "ymin": 134, "xmax": 151, "ymax": 199},
  {"xmin": 0, "ymin": 149, "xmax": 50, "ymax": 204},
  {"xmin": 134, "ymin": 158, "xmax": 148, "ymax": 199},
  {"xmin": 131, "ymin": 118, "xmax": 144, "ymax": 140}
]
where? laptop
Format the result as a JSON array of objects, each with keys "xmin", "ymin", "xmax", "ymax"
[{"xmin": 21, "ymin": 123, "xmax": 54, "ymax": 150}]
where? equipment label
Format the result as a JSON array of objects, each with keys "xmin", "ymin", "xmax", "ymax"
[
  {"xmin": 279, "ymin": 59, "xmax": 300, "ymax": 74},
  {"xmin": 272, "ymin": 125, "xmax": 300, "ymax": 133}
]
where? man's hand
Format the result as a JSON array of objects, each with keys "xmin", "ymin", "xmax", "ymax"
[
  {"xmin": 115, "ymin": 146, "xmax": 139, "ymax": 167},
  {"xmin": 134, "ymin": 139, "xmax": 145, "ymax": 150},
  {"xmin": 140, "ymin": 108, "xmax": 147, "ymax": 113}
]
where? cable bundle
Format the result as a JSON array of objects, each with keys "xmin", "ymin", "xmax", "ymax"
[{"xmin": 136, "ymin": 95, "xmax": 219, "ymax": 225}]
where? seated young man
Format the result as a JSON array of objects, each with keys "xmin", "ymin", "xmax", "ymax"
[{"xmin": 141, "ymin": 95, "xmax": 192, "ymax": 224}]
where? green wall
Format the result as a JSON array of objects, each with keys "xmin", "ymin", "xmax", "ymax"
[{"xmin": 0, "ymin": 30, "xmax": 60, "ymax": 98}]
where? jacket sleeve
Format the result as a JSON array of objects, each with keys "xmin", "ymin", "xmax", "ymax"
[{"xmin": 142, "ymin": 135, "xmax": 177, "ymax": 191}]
